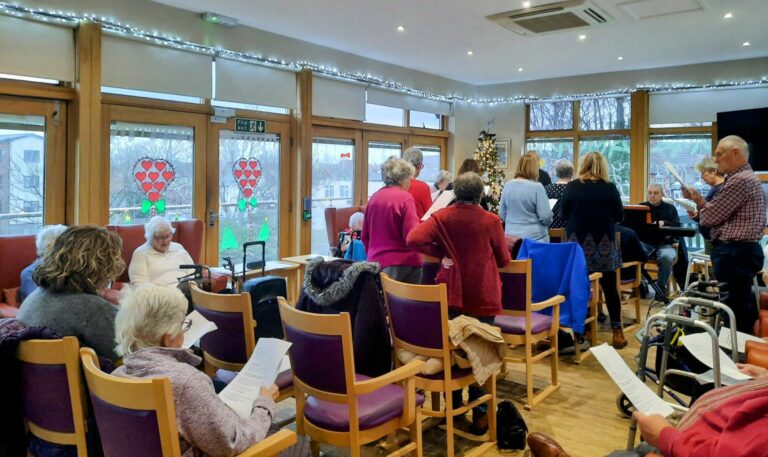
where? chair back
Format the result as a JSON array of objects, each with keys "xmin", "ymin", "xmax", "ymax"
[
  {"xmin": 80, "ymin": 347, "xmax": 182, "ymax": 457},
  {"xmin": 380, "ymin": 274, "xmax": 450, "ymax": 360},
  {"xmin": 278, "ymin": 298, "xmax": 355, "ymax": 399},
  {"xmin": 420, "ymin": 254, "xmax": 440, "ymax": 285},
  {"xmin": 498, "ymin": 259, "xmax": 532, "ymax": 315},
  {"xmin": 190, "ymin": 282, "xmax": 255, "ymax": 369},
  {"xmin": 17, "ymin": 337, "xmax": 89, "ymax": 454},
  {"xmin": 324, "ymin": 206, "xmax": 365, "ymax": 252},
  {"xmin": 548, "ymin": 228, "xmax": 566, "ymax": 243}
]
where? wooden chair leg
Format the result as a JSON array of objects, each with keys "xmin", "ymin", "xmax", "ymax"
[
  {"xmin": 445, "ymin": 390, "xmax": 455, "ymax": 457},
  {"xmin": 310, "ymin": 440, "xmax": 320, "ymax": 457},
  {"xmin": 551, "ymin": 332, "xmax": 559, "ymax": 388},
  {"xmin": 411, "ymin": 410, "xmax": 423, "ymax": 457},
  {"xmin": 486, "ymin": 374, "xmax": 497, "ymax": 442},
  {"xmin": 525, "ymin": 342, "xmax": 534, "ymax": 410}
]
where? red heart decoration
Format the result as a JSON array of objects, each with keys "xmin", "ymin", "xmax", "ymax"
[
  {"xmin": 238, "ymin": 160, "xmax": 248, "ymax": 170},
  {"xmin": 248, "ymin": 160, "xmax": 258, "ymax": 169},
  {"xmin": 244, "ymin": 169, "xmax": 252, "ymax": 178},
  {"xmin": 148, "ymin": 172, "xmax": 160, "ymax": 182},
  {"xmin": 239, "ymin": 179, "xmax": 248, "ymax": 188},
  {"xmin": 135, "ymin": 172, "xmax": 147, "ymax": 182},
  {"xmin": 162, "ymin": 171, "xmax": 175, "ymax": 181},
  {"xmin": 253, "ymin": 170, "xmax": 262, "ymax": 179},
  {"xmin": 141, "ymin": 182, "xmax": 153, "ymax": 192},
  {"xmin": 141, "ymin": 160, "xmax": 153, "ymax": 170},
  {"xmin": 148, "ymin": 191, "xmax": 160, "ymax": 202},
  {"xmin": 234, "ymin": 169, "xmax": 243, "ymax": 179},
  {"xmin": 248, "ymin": 179, "xmax": 257, "ymax": 187},
  {"xmin": 243, "ymin": 188, "xmax": 253, "ymax": 198},
  {"xmin": 154, "ymin": 182, "xmax": 166, "ymax": 192},
  {"xmin": 155, "ymin": 162, "xmax": 166, "ymax": 171}
]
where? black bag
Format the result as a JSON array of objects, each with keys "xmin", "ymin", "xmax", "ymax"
[{"xmin": 496, "ymin": 400, "xmax": 528, "ymax": 451}]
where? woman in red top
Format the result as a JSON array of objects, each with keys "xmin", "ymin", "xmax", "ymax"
[{"xmin": 406, "ymin": 171, "xmax": 510, "ymax": 434}]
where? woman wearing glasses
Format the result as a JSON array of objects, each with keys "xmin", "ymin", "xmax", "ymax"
[{"xmin": 128, "ymin": 215, "xmax": 195, "ymax": 287}]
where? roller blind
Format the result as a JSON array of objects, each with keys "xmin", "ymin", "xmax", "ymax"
[
  {"xmin": 367, "ymin": 87, "xmax": 452, "ymax": 116},
  {"xmin": 650, "ymin": 87, "xmax": 768, "ymax": 125},
  {"xmin": 215, "ymin": 59, "xmax": 296, "ymax": 109},
  {"xmin": 312, "ymin": 77, "xmax": 366, "ymax": 121},
  {"xmin": 0, "ymin": 15, "xmax": 74, "ymax": 82},
  {"xmin": 102, "ymin": 36, "xmax": 212, "ymax": 98}
]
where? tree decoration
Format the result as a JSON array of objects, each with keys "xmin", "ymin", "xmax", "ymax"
[
  {"xmin": 473, "ymin": 130, "xmax": 505, "ymax": 213},
  {"xmin": 232, "ymin": 158, "xmax": 262, "ymax": 211},
  {"xmin": 133, "ymin": 158, "xmax": 175, "ymax": 216},
  {"xmin": 257, "ymin": 218, "xmax": 271, "ymax": 242},
  {"xmin": 219, "ymin": 226, "xmax": 239, "ymax": 251}
]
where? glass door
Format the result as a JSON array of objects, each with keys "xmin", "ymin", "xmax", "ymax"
[
  {"xmin": 0, "ymin": 96, "xmax": 65, "ymax": 234},
  {"xmin": 363, "ymin": 132, "xmax": 405, "ymax": 201},
  {"xmin": 407, "ymin": 135, "xmax": 447, "ymax": 188}
]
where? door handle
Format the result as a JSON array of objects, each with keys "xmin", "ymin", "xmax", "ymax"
[{"xmin": 209, "ymin": 210, "xmax": 217, "ymax": 227}]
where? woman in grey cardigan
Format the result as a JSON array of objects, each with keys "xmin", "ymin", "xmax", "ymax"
[{"xmin": 113, "ymin": 286, "xmax": 307, "ymax": 457}]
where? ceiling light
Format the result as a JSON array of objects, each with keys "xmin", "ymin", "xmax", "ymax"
[
  {"xmin": 523, "ymin": 1, "xmax": 531, "ymax": 8},
  {"xmin": 742, "ymin": 41, "xmax": 751, "ymax": 47},
  {"xmin": 617, "ymin": 56, "xmax": 624, "ymax": 60},
  {"xmin": 579, "ymin": 34, "xmax": 587, "ymax": 40},
  {"xmin": 396, "ymin": 25, "xmax": 405, "ymax": 32},
  {"xmin": 517, "ymin": 67, "xmax": 524, "ymax": 72},
  {"xmin": 467, "ymin": 50, "xmax": 474, "ymax": 56},
  {"xmin": 723, "ymin": 12, "xmax": 733, "ymax": 19},
  {"xmin": 201, "ymin": 12, "xmax": 238, "ymax": 27}
]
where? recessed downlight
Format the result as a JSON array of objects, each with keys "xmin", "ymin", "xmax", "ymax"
[
  {"xmin": 396, "ymin": 25, "xmax": 405, "ymax": 32},
  {"xmin": 523, "ymin": 1, "xmax": 531, "ymax": 8},
  {"xmin": 724, "ymin": 12, "xmax": 733, "ymax": 19},
  {"xmin": 617, "ymin": 56, "xmax": 624, "ymax": 60},
  {"xmin": 467, "ymin": 50, "xmax": 474, "ymax": 56},
  {"xmin": 743, "ymin": 41, "xmax": 751, "ymax": 47},
  {"xmin": 517, "ymin": 67, "xmax": 524, "ymax": 72},
  {"xmin": 578, "ymin": 34, "xmax": 587, "ymax": 40}
]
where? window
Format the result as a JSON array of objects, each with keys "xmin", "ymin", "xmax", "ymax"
[
  {"xmin": 365, "ymin": 103, "xmax": 405, "ymax": 127},
  {"xmin": 311, "ymin": 137, "xmax": 355, "ymax": 255},
  {"xmin": 109, "ymin": 122, "xmax": 195, "ymax": 225},
  {"xmin": 580, "ymin": 96, "xmax": 630, "ymax": 130},
  {"xmin": 102, "ymin": 86, "xmax": 203, "ymax": 104},
  {"xmin": 340, "ymin": 184, "xmax": 351, "ymax": 198},
  {"xmin": 23, "ymin": 200, "xmax": 40, "ymax": 212},
  {"xmin": 24, "ymin": 149, "xmax": 40, "ymax": 163},
  {"xmin": 580, "ymin": 136, "xmax": 631, "ymax": 200},
  {"xmin": 525, "ymin": 138, "xmax": 574, "ymax": 179},
  {"xmin": 414, "ymin": 145, "xmax": 442, "ymax": 185},
  {"xmin": 409, "ymin": 110, "xmax": 441, "ymax": 130},
  {"xmin": 324, "ymin": 184, "xmax": 334, "ymax": 198},
  {"xmin": 529, "ymin": 101, "xmax": 573, "ymax": 131},
  {"xmin": 211, "ymin": 99, "xmax": 288, "ymax": 115},
  {"xmin": 23, "ymin": 175, "xmax": 39, "ymax": 189},
  {"xmin": 368, "ymin": 141, "xmax": 402, "ymax": 197}
]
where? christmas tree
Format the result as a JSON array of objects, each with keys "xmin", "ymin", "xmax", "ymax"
[{"xmin": 473, "ymin": 130, "xmax": 505, "ymax": 213}]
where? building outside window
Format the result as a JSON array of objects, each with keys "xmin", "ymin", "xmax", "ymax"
[
  {"xmin": 23, "ymin": 200, "xmax": 39, "ymax": 212},
  {"xmin": 23, "ymin": 149, "xmax": 40, "ymax": 163},
  {"xmin": 23, "ymin": 174, "xmax": 39, "ymax": 189}
]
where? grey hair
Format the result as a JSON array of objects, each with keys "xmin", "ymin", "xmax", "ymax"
[
  {"xmin": 453, "ymin": 172, "xmax": 484, "ymax": 204},
  {"xmin": 381, "ymin": 156, "xmax": 415, "ymax": 187},
  {"xmin": 35, "ymin": 224, "xmax": 68, "ymax": 257},
  {"xmin": 695, "ymin": 158, "xmax": 719, "ymax": 174},
  {"xmin": 719, "ymin": 135, "xmax": 749, "ymax": 158},
  {"xmin": 348, "ymin": 212, "xmax": 364, "ymax": 230},
  {"xmin": 403, "ymin": 146, "xmax": 423, "ymax": 167},
  {"xmin": 648, "ymin": 183, "xmax": 664, "ymax": 195},
  {"xmin": 114, "ymin": 285, "xmax": 188, "ymax": 356},
  {"xmin": 144, "ymin": 216, "xmax": 175, "ymax": 242},
  {"xmin": 555, "ymin": 160, "xmax": 574, "ymax": 180},
  {"xmin": 435, "ymin": 170, "xmax": 453, "ymax": 187}
]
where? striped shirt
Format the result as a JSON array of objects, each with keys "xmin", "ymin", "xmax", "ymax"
[{"xmin": 699, "ymin": 163, "xmax": 766, "ymax": 241}]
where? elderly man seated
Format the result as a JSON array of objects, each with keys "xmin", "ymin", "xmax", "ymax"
[{"xmin": 639, "ymin": 184, "xmax": 680, "ymax": 297}]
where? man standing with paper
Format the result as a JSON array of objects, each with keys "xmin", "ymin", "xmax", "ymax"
[{"xmin": 683, "ymin": 135, "xmax": 766, "ymax": 334}]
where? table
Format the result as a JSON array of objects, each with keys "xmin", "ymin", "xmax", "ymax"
[
  {"xmin": 210, "ymin": 261, "xmax": 301, "ymax": 303},
  {"xmin": 281, "ymin": 255, "xmax": 341, "ymax": 301}
]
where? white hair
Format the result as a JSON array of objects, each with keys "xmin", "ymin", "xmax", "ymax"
[
  {"xmin": 381, "ymin": 156, "xmax": 415, "ymax": 187},
  {"xmin": 144, "ymin": 216, "xmax": 175, "ymax": 242},
  {"xmin": 115, "ymin": 285, "xmax": 188, "ymax": 356},
  {"xmin": 348, "ymin": 212, "xmax": 364, "ymax": 230},
  {"xmin": 403, "ymin": 146, "xmax": 424, "ymax": 167},
  {"xmin": 648, "ymin": 183, "xmax": 664, "ymax": 195},
  {"xmin": 719, "ymin": 135, "xmax": 749, "ymax": 158},
  {"xmin": 435, "ymin": 170, "xmax": 453, "ymax": 187},
  {"xmin": 35, "ymin": 224, "xmax": 67, "ymax": 257}
]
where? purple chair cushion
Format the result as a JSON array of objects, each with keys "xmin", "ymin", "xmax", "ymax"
[
  {"xmin": 214, "ymin": 369, "xmax": 293, "ymax": 390},
  {"xmin": 90, "ymin": 394, "xmax": 163, "ymax": 457},
  {"xmin": 417, "ymin": 365, "xmax": 473, "ymax": 380},
  {"xmin": 303, "ymin": 375, "xmax": 424, "ymax": 432},
  {"xmin": 621, "ymin": 278, "xmax": 636, "ymax": 285},
  {"xmin": 195, "ymin": 306, "xmax": 248, "ymax": 364},
  {"xmin": 19, "ymin": 362, "xmax": 74, "ymax": 433},
  {"xmin": 494, "ymin": 313, "xmax": 553, "ymax": 335}
]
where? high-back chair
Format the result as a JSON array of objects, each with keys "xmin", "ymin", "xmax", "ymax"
[
  {"xmin": 494, "ymin": 259, "xmax": 564, "ymax": 409},
  {"xmin": 17, "ymin": 336, "xmax": 89, "ymax": 456},
  {"xmin": 278, "ymin": 297, "xmax": 424, "ymax": 457},
  {"xmin": 189, "ymin": 283, "xmax": 293, "ymax": 401},
  {"xmin": 79, "ymin": 348, "xmax": 296, "ymax": 457},
  {"xmin": 420, "ymin": 254, "xmax": 440, "ymax": 285},
  {"xmin": 380, "ymin": 275, "xmax": 498, "ymax": 457}
]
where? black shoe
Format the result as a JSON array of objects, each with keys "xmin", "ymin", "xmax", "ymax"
[{"xmin": 469, "ymin": 413, "xmax": 488, "ymax": 436}]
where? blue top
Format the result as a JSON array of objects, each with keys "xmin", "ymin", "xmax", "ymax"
[
  {"xmin": 19, "ymin": 258, "xmax": 41, "ymax": 303},
  {"xmin": 499, "ymin": 179, "xmax": 552, "ymax": 241},
  {"xmin": 344, "ymin": 239, "xmax": 367, "ymax": 261}
]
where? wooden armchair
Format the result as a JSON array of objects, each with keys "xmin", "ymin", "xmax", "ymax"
[
  {"xmin": 617, "ymin": 261, "xmax": 644, "ymax": 332},
  {"xmin": 574, "ymin": 272, "xmax": 602, "ymax": 363}
]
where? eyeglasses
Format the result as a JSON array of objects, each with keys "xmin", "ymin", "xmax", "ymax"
[
  {"xmin": 182, "ymin": 319, "xmax": 193, "ymax": 333},
  {"xmin": 153, "ymin": 233, "xmax": 173, "ymax": 242}
]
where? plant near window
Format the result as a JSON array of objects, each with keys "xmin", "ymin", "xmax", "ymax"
[{"xmin": 473, "ymin": 130, "xmax": 505, "ymax": 213}]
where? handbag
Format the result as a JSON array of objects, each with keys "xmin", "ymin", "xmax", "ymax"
[{"xmin": 496, "ymin": 400, "xmax": 528, "ymax": 450}]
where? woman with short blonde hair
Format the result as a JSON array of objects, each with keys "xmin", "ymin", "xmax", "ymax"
[
  {"xmin": 500, "ymin": 152, "xmax": 552, "ymax": 241},
  {"xmin": 514, "ymin": 153, "xmax": 541, "ymax": 181}
]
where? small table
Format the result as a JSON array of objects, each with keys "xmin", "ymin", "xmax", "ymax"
[
  {"xmin": 281, "ymin": 255, "xmax": 342, "ymax": 301},
  {"xmin": 210, "ymin": 261, "xmax": 301, "ymax": 304}
]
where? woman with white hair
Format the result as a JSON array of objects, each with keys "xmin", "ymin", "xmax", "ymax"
[
  {"xmin": 112, "ymin": 286, "xmax": 306, "ymax": 457},
  {"xmin": 128, "ymin": 216, "xmax": 195, "ymax": 288},
  {"xmin": 431, "ymin": 170, "xmax": 454, "ymax": 201},
  {"xmin": 19, "ymin": 224, "xmax": 67, "ymax": 302},
  {"xmin": 362, "ymin": 156, "xmax": 422, "ymax": 283}
]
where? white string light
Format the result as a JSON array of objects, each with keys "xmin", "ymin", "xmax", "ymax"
[{"xmin": 1, "ymin": 2, "xmax": 767, "ymax": 105}]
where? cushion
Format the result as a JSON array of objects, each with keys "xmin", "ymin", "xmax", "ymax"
[
  {"xmin": 3, "ymin": 287, "xmax": 20, "ymax": 308},
  {"xmin": 303, "ymin": 374, "xmax": 424, "ymax": 432},
  {"xmin": 0, "ymin": 303, "xmax": 20, "ymax": 318},
  {"xmin": 494, "ymin": 313, "xmax": 553, "ymax": 335}
]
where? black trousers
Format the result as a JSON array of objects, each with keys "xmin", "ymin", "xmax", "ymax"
[{"xmin": 710, "ymin": 241, "xmax": 764, "ymax": 334}]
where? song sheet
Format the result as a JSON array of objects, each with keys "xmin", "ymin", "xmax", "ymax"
[
  {"xmin": 182, "ymin": 311, "xmax": 218, "ymax": 349},
  {"xmin": 549, "ymin": 199, "xmax": 558, "ymax": 210},
  {"xmin": 680, "ymin": 332, "xmax": 751, "ymax": 381},
  {"xmin": 219, "ymin": 338, "xmax": 293, "ymax": 419},
  {"xmin": 421, "ymin": 190, "xmax": 455, "ymax": 221},
  {"xmin": 590, "ymin": 343, "xmax": 674, "ymax": 416},
  {"xmin": 718, "ymin": 327, "xmax": 765, "ymax": 354},
  {"xmin": 662, "ymin": 161, "xmax": 688, "ymax": 190}
]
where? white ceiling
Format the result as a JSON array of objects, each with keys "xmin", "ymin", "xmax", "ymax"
[{"xmin": 150, "ymin": 0, "xmax": 768, "ymax": 85}]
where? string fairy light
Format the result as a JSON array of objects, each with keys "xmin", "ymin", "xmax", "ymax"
[{"xmin": 1, "ymin": 1, "xmax": 767, "ymax": 105}]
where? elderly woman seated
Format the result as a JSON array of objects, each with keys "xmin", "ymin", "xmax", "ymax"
[
  {"xmin": 129, "ymin": 215, "xmax": 195, "ymax": 287},
  {"xmin": 18, "ymin": 225, "xmax": 125, "ymax": 361},
  {"xmin": 112, "ymin": 285, "xmax": 307, "ymax": 457},
  {"xmin": 19, "ymin": 224, "xmax": 68, "ymax": 302}
]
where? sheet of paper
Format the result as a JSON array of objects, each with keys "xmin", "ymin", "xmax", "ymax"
[
  {"xmin": 421, "ymin": 190, "xmax": 455, "ymax": 221},
  {"xmin": 219, "ymin": 338, "xmax": 293, "ymax": 419},
  {"xmin": 680, "ymin": 332, "xmax": 751, "ymax": 380},
  {"xmin": 590, "ymin": 343, "xmax": 675, "ymax": 417},
  {"xmin": 549, "ymin": 198, "xmax": 558, "ymax": 210},
  {"xmin": 211, "ymin": 261, "xmax": 298, "ymax": 277},
  {"xmin": 182, "ymin": 311, "xmax": 218, "ymax": 349},
  {"xmin": 664, "ymin": 197, "xmax": 696, "ymax": 212},
  {"xmin": 662, "ymin": 161, "xmax": 688, "ymax": 190},
  {"xmin": 718, "ymin": 327, "xmax": 765, "ymax": 354}
]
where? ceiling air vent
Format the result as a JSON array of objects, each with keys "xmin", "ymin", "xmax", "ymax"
[{"xmin": 488, "ymin": 0, "xmax": 612, "ymax": 36}]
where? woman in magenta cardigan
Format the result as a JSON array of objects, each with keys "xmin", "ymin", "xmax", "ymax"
[
  {"xmin": 361, "ymin": 156, "xmax": 422, "ymax": 284},
  {"xmin": 406, "ymin": 171, "xmax": 511, "ymax": 435}
]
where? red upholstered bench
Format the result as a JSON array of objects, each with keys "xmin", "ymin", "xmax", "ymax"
[{"xmin": 0, "ymin": 234, "xmax": 37, "ymax": 318}]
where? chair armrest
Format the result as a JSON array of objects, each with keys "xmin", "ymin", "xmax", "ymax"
[
  {"xmin": 531, "ymin": 294, "xmax": 565, "ymax": 312},
  {"xmin": 621, "ymin": 261, "xmax": 642, "ymax": 268},
  {"xmin": 354, "ymin": 360, "xmax": 425, "ymax": 394},
  {"xmin": 588, "ymin": 272, "xmax": 602, "ymax": 281},
  {"xmin": 236, "ymin": 429, "xmax": 297, "ymax": 457}
]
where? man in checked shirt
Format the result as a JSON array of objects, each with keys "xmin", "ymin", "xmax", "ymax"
[{"xmin": 683, "ymin": 135, "xmax": 767, "ymax": 333}]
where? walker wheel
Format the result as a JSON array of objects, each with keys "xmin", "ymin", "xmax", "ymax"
[{"xmin": 617, "ymin": 393, "xmax": 634, "ymax": 418}]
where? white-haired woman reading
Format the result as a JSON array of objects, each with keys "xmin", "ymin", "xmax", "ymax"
[
  {"xmin": 128, "ymin": 216, "xmax": 195, "ymax": 288},
  {"xmin": 112, "ymin": 285, "xmax": 307, "ymax": 457}
]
